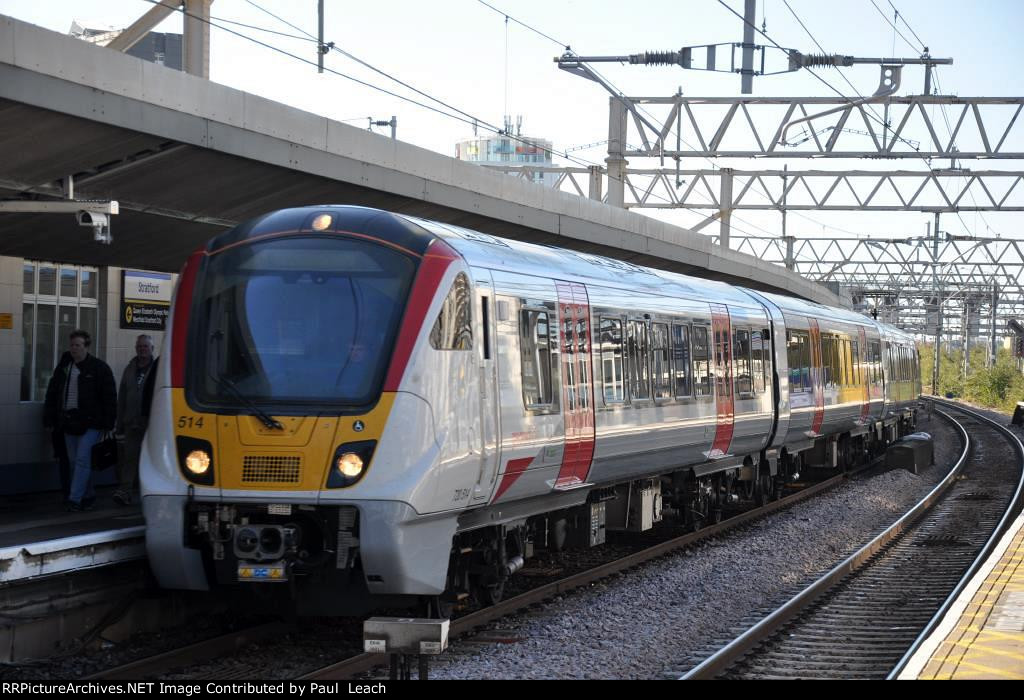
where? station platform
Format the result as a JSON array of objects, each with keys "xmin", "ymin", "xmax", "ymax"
[
  {"xmin": 899, "ymin": 511, "xmax": 1024, "ymax": 680},
  {"xmin": 0, "ymin": 487, "xmax": 145, "ymax": 584}
]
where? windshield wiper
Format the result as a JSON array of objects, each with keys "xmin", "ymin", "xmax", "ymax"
[{"xmin": 213, "ymin": 374, "xmax": 284, "ymax": 430}]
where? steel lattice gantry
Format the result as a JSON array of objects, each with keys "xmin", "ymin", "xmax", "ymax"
[
  {"xmin": 483, "ymin": 92, "xmax": 1024, "ymax": 357},
  {"xmin": 484, "ymin": 166, "xmax": 1024, "ymax": 214},
  {"xmin": 611, "ymin": 95, "xmax": 1024, "ymax": 160},
  {"xmin": 706, "ymin": 233, "xmax": 1022, "ymax": 337}
]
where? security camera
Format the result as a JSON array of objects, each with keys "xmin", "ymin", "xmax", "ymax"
[
  {"xmin": 76, "ymin": 211, "xmax": 109, "ymax": 228},
  {"xmin": 76, "ymin": 210, "xmax": 112, "ymax": 244}
]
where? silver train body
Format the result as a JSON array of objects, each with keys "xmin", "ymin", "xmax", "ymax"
[{"xmin": 142, "ymin": 206, "xmax": 921, "ymax": 613}]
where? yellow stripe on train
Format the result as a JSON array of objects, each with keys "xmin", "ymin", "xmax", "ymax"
[{"xmin": 171, "ymin": 389, "xmax": 395, "ymax": 490}]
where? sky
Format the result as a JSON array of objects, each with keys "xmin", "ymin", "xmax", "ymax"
[{"xmin": 1, "ymin": 0, "xmax": 1022, "ymax": 245}]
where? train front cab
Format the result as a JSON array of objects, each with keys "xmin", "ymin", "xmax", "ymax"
[{"xmin": 142, "ymin": 208, "xmax": 479, "ymax": 613}]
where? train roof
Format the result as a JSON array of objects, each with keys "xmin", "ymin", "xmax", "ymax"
[
  {"xmin": 404, "ymin": 215, "xmax": 762, "ymax": 309},
  {"xmin": 209, "ymin": 206, "xmax": 913, "ymax": 342}
]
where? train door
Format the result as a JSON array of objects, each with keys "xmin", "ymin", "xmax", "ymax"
[
  {"xmin": 471, "ymin": 267, "xmax": 500, "ymax": 504},
  {"xmin": 741, "ymin": 290, "xmax": 789, "ymax": 451},
  {"xmin": 807, "ymin": 318, "xmax": 825, "ymax": 435},
  {"xmin": 490, "ymin": 273, "xmax": 564, "ymax": 504},
  {"xmin": 709, "ymin": 303, "xmax": 734, "ymax": 457},
  {"xmin": 553, "ymin": 281, "xmax": 595, "ymax": 489},
  {"xmin": 857, "ymin": 326, "xmax": 870, "ymax": 423}
]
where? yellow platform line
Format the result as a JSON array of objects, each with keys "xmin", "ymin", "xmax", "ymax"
[{"xmin": 942, "ymin": 659, "xmax": 1024, "ymax": 680}]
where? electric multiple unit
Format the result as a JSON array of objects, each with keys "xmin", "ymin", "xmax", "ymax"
[{"xmin": 142, "ymin": 206, "xmax": 921, "ymax": 614}]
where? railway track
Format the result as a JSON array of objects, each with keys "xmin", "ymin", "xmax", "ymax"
[
  {"xmin": 87, "ymin": 466, "xmax": 850, "ymax": 680},
  {"xmin": 681, "ymin": 401, "xmax": 1024, "ymax": 680},
  {"xmin": 300, "ymin": 470, "xmax": 854, "ymax": 680}
]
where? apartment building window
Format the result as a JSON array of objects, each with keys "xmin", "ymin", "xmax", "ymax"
[{"xmin": 21, "ymin": 262, "xmax": 100, "ymax": 401}]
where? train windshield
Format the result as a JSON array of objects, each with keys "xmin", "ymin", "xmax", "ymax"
[{"xmin": 191, "ymin": 236, "xmax": 417, "ymax": 409}]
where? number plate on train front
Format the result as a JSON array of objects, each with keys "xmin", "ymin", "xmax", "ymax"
[{"xmin": 237, "ymin": 563, "xmax": 287, "ymax": 582}]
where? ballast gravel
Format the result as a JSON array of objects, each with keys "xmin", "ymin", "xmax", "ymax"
[{"xmin": 423, "ymin": 411, "xmax": 967, "ymax": 680}]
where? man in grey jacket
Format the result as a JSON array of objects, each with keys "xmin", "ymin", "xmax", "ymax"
[{"xmin": 113, "ymin": 335, "xmax": 158, "ymax": 506}]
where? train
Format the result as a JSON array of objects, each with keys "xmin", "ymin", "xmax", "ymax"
[{"xmin": 141, "ymin": 205, "xmax": 921, "ymax": 615}]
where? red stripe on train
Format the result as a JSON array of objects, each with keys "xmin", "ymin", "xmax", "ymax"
[
  {"xmin": 493, "ymin": 457, "xmax": 535, "ymax": 502},
  {"xmin": 710, "ymin": 304, "xmax": 734, "ymax": 455},
  {"xmin": 382, "ymin": 239, "xmax": 459, "ymax": 392},
  {"xmin": 171, "ymin": 249, "xmax": 206, "ymax": 387}
]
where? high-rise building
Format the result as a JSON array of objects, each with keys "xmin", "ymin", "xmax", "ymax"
[{"xmin": 456, "ymin": 117, "xmax": 558, "ymax": 188}]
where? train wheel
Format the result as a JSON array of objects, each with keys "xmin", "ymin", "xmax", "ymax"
[
  {"xmin": 756, "ymin": 466, "xmax": 773, "ymax": 507},
  {"xmin": 710, "ymin": 473, "xmax": 724, "ymax": 523},
  {"xmin": 837, "ymin": 436, "xmax": 852, "ymax": 473},
  {"xmin": 424, "ymin": 595, "xmax": 455, "ymax": 619},
  {"xmin": 683, "ymin": 475, "xmax": 710, "ymax": 531},
  {"xmin": 473, "ymin": 580, "xmax": 505, "ymax": 607}
]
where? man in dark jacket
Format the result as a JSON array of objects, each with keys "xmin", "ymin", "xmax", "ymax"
[
  {"xmin": 113, "ymin": 335, "xmax": 158, "ymax": 506},
  {"xmin": 43, "ymin": 330, "xmax": 117, "ymax": 511}
]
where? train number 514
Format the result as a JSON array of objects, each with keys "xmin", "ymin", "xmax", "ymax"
[{"xmin": 177, "ymin": 416, "xmax": 205, "ymax": 429}]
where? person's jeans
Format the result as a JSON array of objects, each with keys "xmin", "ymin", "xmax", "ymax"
[{"xmin": 65, "ymin": 428, "xmax": 101, "ymax": 505}]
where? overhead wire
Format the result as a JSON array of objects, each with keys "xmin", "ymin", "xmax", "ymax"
[
  {"xmin": 881, "ymin": 1, "xmax": 1006, "ymax": 238},
  {"xmin": 885, "ymin": 0, "xmax": 928, "ymax": 52},
  {"xmin": 472, "ymin": 0, "xmax": 785, "ymax": 238},
  {"xmin": 241, "ymin": 0, "xmax": 557, "ymax": 156},
  {"xmin": 723, "ymin": 0, "xmax": 1004, "ymax": 245},
  {"xmin": 140, "ymin": 0, "xmax": 601, "ymax": 170},
  {"xmin": 152, "ymin": 0, "xmax": 741, "ymax": 231}
]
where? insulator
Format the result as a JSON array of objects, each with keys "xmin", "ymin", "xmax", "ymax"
[
  {"xmin": 634, "ymin": 50, "xmax": 681, "ymax": 66},
  {"xmin": 799, "ymin": 53, "xmax": 846, "ymax": 67}
]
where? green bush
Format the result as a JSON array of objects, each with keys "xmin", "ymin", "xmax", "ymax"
[{"xmin": 919, "ymin": 343, "xmax": 1024, "ymax": 413}]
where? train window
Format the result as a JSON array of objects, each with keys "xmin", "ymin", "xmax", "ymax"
[
  {"xmin": 599, "ymin": 316, "xmax": 625, "ymax": 404},
  {"xmin": 851, "ymin": 339, "xmax": 861, "ymax": 387},
  {"xmin": 843, "ymin": 338, "xmax": 852, "ymax": 387},
  {"xmin": 816, "ymin": 334, "xmax": 827, "ymax": 388},
  {"xmin": 786, "ymin": 330, "xmax": 809, "ymax": 392},
  {"xmin": 576, "ymin": 318, "xmax": 590, "ymax": 411},
  {"xmin": 429, "ymin": 273, "xmax": 473, "ymax": 351},
  {"xmin": 627, "ymin": 320, "xmax": 651, "ymax": 401},
  {"xmin": 562, "ymin": 315, "xmax": 577, "ymax": 411},
  {"xmin": 193, "ymin": 236, "xmax": 416, "ymax": 408},
  {"xmin": 733, "ymin": 329, "xmax": 752, "ymax": 395},
  {"xmin": 671, "ymin": 323, "xmax": 692, "ymax": 397},
  {"xmin": 751, "ymin": 329, "xmax": 766, "ymax": 394},
  {"xmin": 651, "ymin": 323, "xmax": 672, "ymax": 401},
  {"xmin": 839, "ymin": 338, "xmax": 847, "ymax": 387},
  {"xmin": 827, "ymin": 336, "xmax": 840, "ymax": 389},
  {"xmin": 692, "ymin": 326, "xmax": 712, "ymax": 396},
  {"xmin": 520, "ymin": 309, "xmax": 554, "ymax": 408},
  {"xmin": 714, "ymin": 327, "xmax": 732, "ymax": 400},
  {"xmin": 870, "ymin": 341, "xmax": 882, "ymax": 384},
  {"xmin": 832, "ymin": 337, "xmax": 840, "ymax": 387},
  {"xmin": 820, "ymin": 335, "xmax": 832, "ymax": 388}
]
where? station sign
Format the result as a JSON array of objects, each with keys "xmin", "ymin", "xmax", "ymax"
[{"xmin": 121, "ymin": 270, "xmax": 172, "ymax": 330}]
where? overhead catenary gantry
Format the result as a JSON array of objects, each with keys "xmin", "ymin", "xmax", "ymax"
[{"xmin": 511, "ymin": 3, "xmax": 1024, "ymax": 365}]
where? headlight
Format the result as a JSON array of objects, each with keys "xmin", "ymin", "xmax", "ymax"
[
  {"xmin": 327, "ymin": 440, "xmax": 376, "ymax": 489},
  {"xmin": 336, "ymin": 452, "xmax": 364, "ymax": 477},
  {"xmin": 311, "ymin": 213, "xmax": 333, "ymax": 231},
  {"xmin": 185, "ymin": 449, "xmax": 211, "ymax": 474},
  {"xmin": 176, "ymin": 436, "xmax": 215, "ymax": 486}
]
